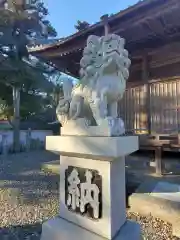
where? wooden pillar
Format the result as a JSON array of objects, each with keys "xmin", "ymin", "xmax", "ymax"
[
  {"xmin": 155, "ymin": 146, "xmax": 163, "ymax": 176},
  {"xmin": 100, "ymin": 14, "xmax": 110, "ymax": 35},
  {"xmin": 142, "ymin": 54, "xmax": 151, "ymax": 134}
]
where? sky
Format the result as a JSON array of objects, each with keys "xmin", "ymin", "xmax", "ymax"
[{"xmin": 43, "ymin": 0, "xmax": 139, "ymax": 38}]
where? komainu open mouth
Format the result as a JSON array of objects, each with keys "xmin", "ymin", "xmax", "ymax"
[
  {"xmin": 102, "ymin": 58, "xmax": 119, "ymax": 75},
  {"xmin": 106, "ymin": 49, "xmax": 120, "ymax": 55}
]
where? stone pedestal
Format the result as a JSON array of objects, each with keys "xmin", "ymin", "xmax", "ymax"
[
  {"xmin": 41, "ymin": 136, "xmax": 141, "ymax": 240},
  {"xmin": 41, "ymin": 217, "xmax": 140, "ymax": 240}
]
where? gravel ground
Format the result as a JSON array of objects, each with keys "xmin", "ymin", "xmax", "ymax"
[
  {"xmin": 127, "ymin": 212, "xmax": 179, "ymax": 240},
  {"xmin": 0, "ymin": 151, "xmax": 179, "ymax": 239},
  {"xmin": 0, "ymin": 151, "xmax": 59, "ymax": 240}
]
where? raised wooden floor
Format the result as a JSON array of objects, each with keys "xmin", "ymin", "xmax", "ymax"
[{"xmin": 136, "ymin": 134, "xmax": 180, "ymax": 176}]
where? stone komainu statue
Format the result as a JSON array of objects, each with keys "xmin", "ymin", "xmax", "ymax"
[{"xmin": 56, "ymin": 34, "xmax": 131, "ymax": 136}]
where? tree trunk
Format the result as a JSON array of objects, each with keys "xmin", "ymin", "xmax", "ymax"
[{"xmin": 13, "ymin": 86, "xmax": 20, "ymax": 152}]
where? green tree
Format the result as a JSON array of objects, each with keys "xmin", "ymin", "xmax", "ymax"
[
  {"xmin": 75, "ymin": 20, "xmax": 90, "ymax": 31},
  {"xmin": 0, "ymin": 0, "xmax": 57, "ymax": 152}
]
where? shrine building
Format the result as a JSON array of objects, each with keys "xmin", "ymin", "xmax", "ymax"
[{"xmin": 29, "ymin": 0, "xmax": 180, "ymax": 149}]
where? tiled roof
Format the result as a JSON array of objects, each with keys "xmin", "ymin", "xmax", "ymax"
[{"xmin": 28, "ymin": 38, "xmax": 64, "ymax": 51}]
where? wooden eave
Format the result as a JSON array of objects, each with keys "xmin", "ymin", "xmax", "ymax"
[
  {"xmin": 30, "ymin": 0, "xmax": 169, "ymax": 53},
  {"xmin": 29, "ymin": 0, "xmax": 180, "ymax": 77}
]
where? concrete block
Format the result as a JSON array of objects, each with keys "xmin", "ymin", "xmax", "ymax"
[{"xmin": 129, "ymin": 180, "xmax": 180, "ymax": 238}]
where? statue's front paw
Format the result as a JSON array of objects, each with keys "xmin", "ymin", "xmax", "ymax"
[{"xmin": 105, "ymin": 117, "xmax": 125, "ymax": 136}]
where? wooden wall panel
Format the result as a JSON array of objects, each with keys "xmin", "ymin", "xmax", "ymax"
[
  {"xmin": 150, "ymin": 80, "xmax": 180, "ymax": 133},
  {"xmin": 118, "ymin": 79, "xmax": 180, "ymax": 134},
  {"xmin": 119, "ymin": 84, "xmax": 147, "ymax": 133}
]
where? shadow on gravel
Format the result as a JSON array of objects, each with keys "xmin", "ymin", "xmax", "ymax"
[
  {"xmin": 0, "ymin": 223, "xmax": 42, "ymax": 240},
  {"xmin": 0, "ymin": 151, "xmax": 59, "ymax": 205},
  {"xmin": 0, "ymin": 173, "xmax": 59, "ymax": 205},
  {"xmin": 0, "ymin": 150, "xmax": 140, "ymax": 208}
]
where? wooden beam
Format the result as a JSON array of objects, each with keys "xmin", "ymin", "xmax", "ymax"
[
  {"xmin": 114, "ymin": 0, "xmax": 178, "ymax": 32},
  {"xmin": 114, "ymin": 7, "xmax": 180, "ymax": 51},
  {"xmin": 131, "ymin": 39, "xmax": 180, "ymax": 64},
  {"xmin": 142, "ymin": 17, "xmax": 163, "ymax": 37},
  {"xmin": 150, "ymin": 41, "xmax": 180, "ymax": 68},
  {"xmin": 37, "ymin": 45, "xmax": 84, "ymax": 58}
]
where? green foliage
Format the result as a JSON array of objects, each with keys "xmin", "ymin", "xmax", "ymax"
[
  {"xmin": 0, "ymin": 0, "xmax": 57, "ymax": 62},
  {"xmin": 0, "ymin": 0, "xmax": 57, "ymax": 39},
  {"xmin": 75, "ymin": 20, "xmax": 90, "ymax": 31},
  {"xmin": 0, "ymin": 0, "xmax": 58, "ymax": 124},
  {"xmin": 0, "ymin": 82, "xmax": 42, "ymax": 121}
]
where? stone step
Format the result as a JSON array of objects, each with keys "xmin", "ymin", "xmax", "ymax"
[
  {"xmin": 129, "ymin": 179, "xmax": 180, "ymax": 238},
  {"xmin": 41, "ymin": 160, "xmax": 59, "ymax": 174}
]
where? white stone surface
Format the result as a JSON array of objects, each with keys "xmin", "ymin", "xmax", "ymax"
[
  {"xmin": 59, "ymin": 155, "xmax": 126, "ymax": 239},
  {"xmin": 41, "ymin": 217, "xmax": 141, "ymax": 240},
  {"xmin": 56, "ymin": 34, "xmax": 131, "ymax": 137},
  {"xmin": 42, "ymin": 31, "xmax": 140, "ymax": 240},
  {"xmin": 61, "ymin": 118, "xmax": 125, "ymax": 136},
  {"xmin": 150, "ymin": 181, "xmax": 180, "ymax": 202},
  {"xmin": 46, "ymin": 135, "xmax": 138, "ymax": 160}
]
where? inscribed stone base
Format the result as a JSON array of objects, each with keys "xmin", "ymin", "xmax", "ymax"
[
  {"xmin": 45, "ymin": 135, "xmax": 139, "ymax": 239},
  {"xmin": 129, "ymin": 180, "xmax": 180, "ymax": 238},
  {"xmin": 40, "ymin": 217, "xmax": 141, "ymax": 240},
  {"xmin": 59, "ymin": 156, "xmax": 126, "ymax": 239}
]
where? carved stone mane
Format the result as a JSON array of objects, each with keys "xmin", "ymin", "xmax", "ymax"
[{"xmin": 79, "ymin": 34, "xmax": 131, "ymax": 88}]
